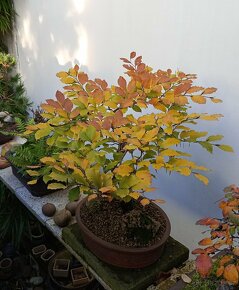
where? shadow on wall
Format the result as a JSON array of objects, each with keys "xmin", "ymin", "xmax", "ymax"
[{"xmin": 14, "ymin": 0, "xmax": 89, "ymax": 104}]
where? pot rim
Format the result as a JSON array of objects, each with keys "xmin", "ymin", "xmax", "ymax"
[{"xmin": 75, "ymin": 197, "xmax": 171, "ymax": 253}]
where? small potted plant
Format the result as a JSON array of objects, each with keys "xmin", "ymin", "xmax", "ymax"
[
  {"xmin": 25, "ymin": 52, "xmax": 233, "ymax": 268},
  {"xmin": 0, "ymin": 111, "xmax": 15, "ymax": 144},
  {"xmin": 191, "ymin": 184, "xmax": 239, "ymax": 289}
]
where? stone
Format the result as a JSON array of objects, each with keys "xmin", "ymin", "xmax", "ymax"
[{"xmin": 62, "ymin": 223, "xmax": 189, "ymax": 290}]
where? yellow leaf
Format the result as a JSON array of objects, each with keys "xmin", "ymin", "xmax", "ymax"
[
  {"xmin": 200, "ymin": 114, "xmax": 223, "ymax": 121},
  {"xmin": 61, "ymin": 76, "xmax": 75, "ymax": 84},
  {"xmin": 88, "ymin": 194, "xmax": 98, "ymax": 202},
  {"xmin": 99, "ymin": 186, "xmax": 116, "ymax": 193},
  {"xmin": 143, "ymin": 128, "xmax": 159, "ymax": 142},
  {"xmin": 138, "ymin": 160, "xmax": 150, "ymax": 167},
  {"xmin": 211, "ymin": 98, "xmax": 222, "ymax": 103},
  {"xmin": 41, "ymin": 104, "xmax": 55, "ymax": 114},
  {"xmin": 27, "ymin": 180, "xmax": 37, "ymax": 185},
  {"xmin": 140, "ymin": 198, "xmax": 150, "ymax": 206},
  {"xmin": 136, "ymin": 170, "xmax": 151, "ymax": 185},
  {"xmin": 40, "ymin": 157, "xmax": 56, "ymax": 164},
  {"xmin": 161, "ymin": 138, "xmax": 180, "ymax": 148},
  {"xmin": 35, "ymin": 127, "xmax": 52, "ymax": 140},
  {"xmin": 161, "ymin": 149, "xmax": 181, "ymax": 157},
  {"xmin": 56, "ymin": 71, "xmax": 68, "ymax": 78},
  {"xmin": 178, "ymin": 167, "xmax": 191, "ymax": 176},
  {"xmin": 53, "ymin": 165, "xmax": 65, "ymax": 173},
  {"xmin": 26, "ymin": 170, "xmax": 40, "ymax": 177},
  {"xmin": 129, "ymin": 192, "xmax": 140, "ymax": 200},
  {"xmin": 191, "ymin": 95, "xmax": 206, "ymax": 104},
  {"xmin": 47, "ymin": 183, "xmax": 66, "ymax": 190},
  {"xmin": 194, "ymin": 173, "xmax": 209, "ymax": 185},
  {"xmin": 114, "ymin": 164, "xmax": 133, "ymax": 177}
]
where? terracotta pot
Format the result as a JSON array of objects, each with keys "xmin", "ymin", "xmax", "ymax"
[{"xmin": 76, "ymin": 197, "xmax": 171, "ymax": 268}]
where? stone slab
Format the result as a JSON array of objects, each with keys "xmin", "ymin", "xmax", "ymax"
[
  {"xmin": 0, "ymin": 167, "xmax": 25, "ymax": 191},
  {"xmin": 62, "ymin": 223, "xmax": 189, "ymax": 290}
]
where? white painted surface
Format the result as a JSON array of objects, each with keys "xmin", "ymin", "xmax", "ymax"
[{"xmin": 12, "ymin": 0, "xmax": 239, "ymax": 254}]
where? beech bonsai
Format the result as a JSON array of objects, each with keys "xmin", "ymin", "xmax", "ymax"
[
  {"xmin": 192, "ymin": 184, "xmax": 239, "ymax": 288},
  {"xmin": 25, "ymin": 52, "xmax": 232, "ymax": 204}
]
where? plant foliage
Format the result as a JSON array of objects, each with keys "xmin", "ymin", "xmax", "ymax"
[
  {"xmin": 0, "ymin": 52, "xmax": 31, "ymax": 119},
  {"xmin": 25, "ymin": 52, "xmax": 233, "ymax": 203},
  {"xmin": 0, "ymin": 181, "xmax": 30, "ymax": 249},
  {"xmin": 193, "ymin": 184, "xmax": 239, "ymax": 287}
]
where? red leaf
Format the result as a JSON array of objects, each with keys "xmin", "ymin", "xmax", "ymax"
[
  {"xmin": 120, "ymin": 57, "xmax": 131, "ymax": 63},
  {"xmin": 130, "ymin": 51, "xmax": 136, "ymax": 59},
  {"xmin": 196, "ymin": 254, "xmax": 212, "ymax": 278},
  {"xmin": 46, "ymin": 99, "xmax": 61, "ymax": 109},
  {"xmin": 118, "ymin": 76, "xmax": 127, "ymax": 90},
  {"xmin": 196, "ymin": 217, "xmax": 219, "ymax": 226},
  {"xmin": 56, "ymin": 90, "xmax": 65, "ymax": 104},
  {"xmin": 78, "ymin": 73, "xmax": 88, "ymax": 84},
  {"xmin": 63, "ymin": 98, "xmax": 73, "ymax": 113},
  {"xmin": 123, "ymin": 64, "xmax": 134, "ymax": 71},
  {"xmin": 135, "ymin": 56, "xmax": 142, "ymax": 66},
  {"xmin": 174, "ymin": 83, "xmax": 191, "ymax": 95},
  {"xmin": 74, "ymin": 64, "xmax": 79, "ymax": 71}
]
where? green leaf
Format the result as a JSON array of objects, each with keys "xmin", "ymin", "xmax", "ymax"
[
  {"xmin": 199, "ymin": 141, "xmax": 213, "ymax": 153},
  {"xmin": 218, "ymin": 145, "xmax": 234, "ymax": 152},
  {"xmin": 85, "ymin": 126, "xmax": 96, "ymax": 141},
  {"xmin": 68, "ymin": 187, "xmax": 80, "ymax": 201},
  {"xmin": 206, "ymin": 135, "xmax": 223, "ymax": 142},
  {"xmin": 132, "ymin": 105, "xmax": 142, "ymax": 112},
  {"xmin": 35, "ymin": 127, "xmax": 52, "ymax": 140}
]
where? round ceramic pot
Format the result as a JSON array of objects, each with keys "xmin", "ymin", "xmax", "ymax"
[{"xmin": 75, "ymin": 197, "xmax": 171, "ymax": 268}]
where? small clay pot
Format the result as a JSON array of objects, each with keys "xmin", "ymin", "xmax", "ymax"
[
  {"xmin": 0, "ymin": 258, "xmax": 13, "ymax": 273},
  {"xmin": 53, "ymin": 259, "xmax": 70, "ymax": 278},
  {"xmin": 53, "ymin": 209, "xmax": 71, "ymax": 227},
  {"xmin": 71, "ymin": 267, "xmax": 90, "ymax": 286},
  {"xmin": 42, "ymin": 203, "xmax": 56, "ymax": 217},
  {"xmin": 41, "ymin": 249, "xmax": 55, "ymax": 263},
  {"xmin": 32, "ymin": 244, "xmax": 47, "ymax": 256},
  {"xmin": 0, "ymin": 156, "xmax": 10, "ymax": 169}
]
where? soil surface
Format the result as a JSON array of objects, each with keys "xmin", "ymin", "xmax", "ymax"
[{"xmin": 80, "ymin": 198, "xmax": 167, "ymax": 248}]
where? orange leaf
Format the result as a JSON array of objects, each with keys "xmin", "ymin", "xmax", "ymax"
[
  {"xmin": 88, "ymin": 194, "xmax": 98, "ymax": 202},
  {"xmin": 220, "ymin": 255, "xmax": 233, "ymax": 266},
  {"xmin": 211, "ymin": 98, "xmax": 222, "ymax": 103},
  {"xmin": 64, "ymin": 98, "xmax": 73, "ymax": 113},
  {"xmin": 199, "ymin": 238, "xmax": 213, "ymax": 246},
  {"xmin": 140, "ymin": 198, "xmax": 150, "ymax": 206},
  {"xmin": 216, "ymin": 266, "xmax": 224, "ymax": 277},
  {"xmin": 191, "ymin": 95, "xmax": 206, "ymax": 104},
  {"xmin": 99, "ymin": 186, "xmax": 116, "ymax": 193},
  {"xmin": 70, "ymin": 108, "xmax": 81, "ymax": 119},
  {"xmin": 195, "ymin": 254, "xmax": 212, "ymax": 278},
  {"xmin": 233, "ymin": 248, "xmax": 239, "ymax": 257},
  {"xmin": 223, "ymin": 264, "xmax": 239, "ymax": 285},
  {"xmin": 203, "ymin": 87, "xmax": 217, "ymax": 94}
]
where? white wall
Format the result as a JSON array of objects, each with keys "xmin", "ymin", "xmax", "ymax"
[{"xmin": 13, "ymin": 0, "xmax": 239, "ymax": 254}]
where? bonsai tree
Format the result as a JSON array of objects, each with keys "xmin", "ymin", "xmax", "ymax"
[
  {"xmin": 192, "ymin": 184, "xmax": 239, "ymax": 288},
  {"xmin": 25, "ymin": 52, "xmax": 233, "ymax": 203}
]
